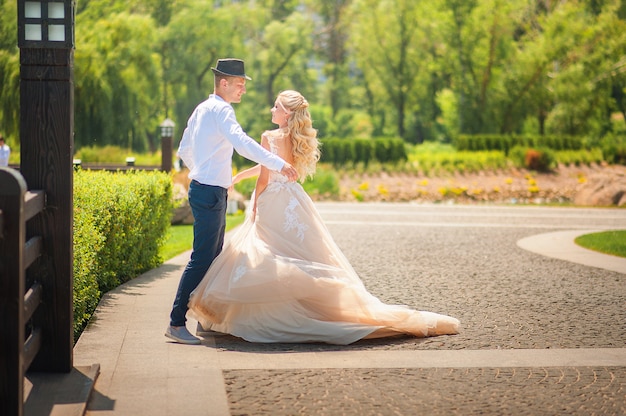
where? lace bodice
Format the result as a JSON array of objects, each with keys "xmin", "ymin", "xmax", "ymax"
[
  {"xmin": 259, "ymin": 129, "xmax": 309, "ymax": 242},
  {"xmin": 265, "ymin": 129, "xmax": 290, "ymax": 184}
]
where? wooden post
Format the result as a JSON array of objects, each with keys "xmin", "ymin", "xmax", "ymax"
[
  {"xmin": 20, "ymin": 46, "xmax": 74, "ymax": 372},
  {"xmin": 161, "ymin": 135, "xmax": 173, "ymax": 172}
]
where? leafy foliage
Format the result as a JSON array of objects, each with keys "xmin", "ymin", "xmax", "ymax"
[
  {"xmin": 74, "ymin": 169, "xmax": 172, "ymax": 290},
  {"xmin": 0, "ymin": 0, "xmax": 625, "ymax": 157},
  {"xmin": 454, "ymin": 134, "xmax": 586, "ymax": 154},
  {"xmin": 600, "ymin": 134, "xmax": 626, "ymax": 164},
  {"xmin": 73, "ymin": 202, "xmax": 103, "ymax": 341},
  {"xmin": 73, "ymin": 169, "xmax": 172, "ymax": 339},
  {"xmin": 509, "ymin": 146, "xmax": 556, "ymax": 172},
  {"xmin": 320, "ymin": 137, "xmax": 407, "ymax": 167}
]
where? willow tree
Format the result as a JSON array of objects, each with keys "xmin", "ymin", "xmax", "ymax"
[{"xmin": 74, "ymin": 12, "xmax": 161, "ymax": 151}]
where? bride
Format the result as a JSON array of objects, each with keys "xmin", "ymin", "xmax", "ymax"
[{"xmin": 188, "ymin": 90, "xmax": 460, "ymax": 345}]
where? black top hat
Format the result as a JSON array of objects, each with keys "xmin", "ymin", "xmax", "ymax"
[{"xmin": 211, "ymin": 58, "xmax": 251, "ymax": 80}]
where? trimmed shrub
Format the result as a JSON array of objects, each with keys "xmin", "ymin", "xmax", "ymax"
[
  {"xmin": 319, "ymin": 138, "xmax": 339, "ymax": 165},
  {"xmin": 454, "ymin": 134, "xmax": 585, "ymax": 154},
  {"xmin": 373, "ymin": 138, "xmax": 391, "ymax": 163},
  {"xmin": 353, "ymin": 139, "xmax": 374, "ymax": 168},
  {"xmin": 509, "ymin": 146, "xmax": 556, "ymax": 171},
  {"xmin": 73, "ymin": 204, "xmax": 103, "ymax": 340},
  {"xmin": 73, "ymin": 169, "xmax": 173, "ymax": 338},
  {"xmin": 555, "ymin": 149, "xmax": 604, "ymax": 166},
  {"xmin": 319, "ymin": 137, "xmax": 406, "ymax": 166},
  {"xmin": 390, "ymin": 138, "xmax": 408, "ymax": 164}
]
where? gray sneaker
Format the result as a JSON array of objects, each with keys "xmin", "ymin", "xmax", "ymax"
[
  {"xmin": 196, "ymin": 322, "xmax": 221, "ymax": 337},
  {"xmin": 165, "ymin": 325, "xmax": 201, "ymax": 345}
]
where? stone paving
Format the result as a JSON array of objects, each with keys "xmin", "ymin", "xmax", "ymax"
[
  {"xmin": 224, "ymin": 367, "xmax": 626, "ymax": 415},
  {"xmin": 70, "ymin": 202, "xmax": 626, "ymax": 416}
]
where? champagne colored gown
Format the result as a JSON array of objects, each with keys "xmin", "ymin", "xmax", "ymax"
[{"xmin": 188, "ymin": 132, "xmax": 460, "ymax": 345}]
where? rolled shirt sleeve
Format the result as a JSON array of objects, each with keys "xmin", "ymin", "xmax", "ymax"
[
  {"xmin": 218, "ymin": 106, "xmax": 285, "ymax": 173},
  {"xmin": 177, "ymin": 94, "xmax": 285, "ymax": 188}
]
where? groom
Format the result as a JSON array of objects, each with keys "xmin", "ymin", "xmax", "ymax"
[{"xmin": 166, "ymin": 58, "xmax": 298, "ymax": 344}]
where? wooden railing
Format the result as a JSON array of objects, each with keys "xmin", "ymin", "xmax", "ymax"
[{"xmin": 0, "ymin": 168, "xmax": 46, "ymax": 416}]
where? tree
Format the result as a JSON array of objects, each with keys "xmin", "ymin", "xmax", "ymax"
[
  {"xmin": 348, "ymin": 0, "xmax": 431, "ymax": 140},
  {"xmin": 162, "ymin": 1, "xmax": 253, "ymax": 143},
  {"xmin": 236, "ymin": 8, "xmax": 318, "ymax": 138},
  {"xmin": 544, "ymin": 0, "xmax": 626, "ymax": 137},
  {"xmin": 306, "ymin": 0, "xmax": 352, "ymax": 119},
  {"xmin": 441, "ymin": 0, "xmax": 528, "ymax": 135},
  {"xmin": 253, "ymin": 13, "xmax": 315, "ymax": 108},
  {"xmin": 74, "ymin": 12, "xmax": 161, "ymax": 151},
  {"xmin": 2, "ymin": 0, "xmax": 625, "ymax": 152},
  {"xmin": 0, "ymin": 0, "xmax": 19, "ymax": 141},
  {"xmin": 500, "ymin": 0, "xmax": 626, "ymax": 137}
]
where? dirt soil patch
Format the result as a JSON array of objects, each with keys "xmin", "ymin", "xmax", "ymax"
[
  {"xmin": 330, "ymin": 163, "xmax": 626, "ymax": 205},
  {"xmin": 173, "ymin": 164, "xmax": 626, "ymax": 206}
]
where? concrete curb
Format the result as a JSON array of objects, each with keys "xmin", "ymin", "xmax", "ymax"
[{"xmin": 517, "ymin": 229, "xmax": 626, "ymax": 274}]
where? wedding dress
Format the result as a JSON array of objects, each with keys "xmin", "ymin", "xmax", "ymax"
[{"xmin": 188, "ymin": 132, "xmax": 460, "ymax": 345}]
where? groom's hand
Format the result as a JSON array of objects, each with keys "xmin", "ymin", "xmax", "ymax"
[{"xmin": 280, "ymin": 163, "xmax": 298, "ymax": 182}]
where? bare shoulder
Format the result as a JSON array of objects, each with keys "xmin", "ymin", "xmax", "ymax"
[
  {"xmin": 264, "ymin": 129, "xmax": 293, "ymax": 162},
  {"xmin": 263, "ymin": 128, "xmax": 286, "ymax": 140},
  {"xmin": 263, "ymin": 129, "xmax": 288, "ymax": 148}
]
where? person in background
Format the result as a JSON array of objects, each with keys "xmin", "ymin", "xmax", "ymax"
[
  {"xmin": 165, "ymin": 58, "xmax": 298, "ymax": 345},
  {"xmin": 0, "ymin": 134, "xmax": 10, "ymax": 167}
]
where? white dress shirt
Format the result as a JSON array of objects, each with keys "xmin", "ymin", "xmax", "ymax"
[{"xmin": 177, "ymin": 94, "xmax": 285, "ymax": 188}]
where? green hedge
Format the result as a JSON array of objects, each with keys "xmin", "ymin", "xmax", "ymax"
[
  {"xmin": 73, "ymin": 169, "xmax": 173, "ymax": 339},
  {"xmin": 320, "ymin": 137, "xmax": 407, "ymax": 167},
  {"xmin": 454, "ymin": 134, "xmax": 585, "ymax": 154},
  {"xmin": 408, "ymin": 149, "xmax": 509, "ymax": 174}
]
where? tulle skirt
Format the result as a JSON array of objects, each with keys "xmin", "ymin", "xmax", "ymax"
[{"xmin": 188, "ymin": 181, "xmax": 459, "ymax": 345}]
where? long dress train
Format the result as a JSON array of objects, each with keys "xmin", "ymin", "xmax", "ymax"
[{"xmin": 188, "ymin": 134, "xmax": 460, "ymax": 345}]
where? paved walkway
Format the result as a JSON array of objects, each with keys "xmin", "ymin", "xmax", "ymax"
[{"xmin": 27, "ymin": 203, "xmax": 626, "ymax": 415}]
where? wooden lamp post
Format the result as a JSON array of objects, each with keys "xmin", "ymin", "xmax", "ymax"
[
  {"xmin": 17, "ymin": 0, "xmax": 75, "ymax": 373},
  {"xmin": 160, "ymin": 118, "xmax": 175, "ymax": 172}
]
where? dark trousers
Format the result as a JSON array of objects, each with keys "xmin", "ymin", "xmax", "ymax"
[{"xmin": 169, "ymin": 180, "xmax": 228, "ymax": 327}]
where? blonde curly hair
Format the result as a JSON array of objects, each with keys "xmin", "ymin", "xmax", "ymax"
[{"xmin": 278, "ymin": 90, "xmax": 320, "ymax": 181}]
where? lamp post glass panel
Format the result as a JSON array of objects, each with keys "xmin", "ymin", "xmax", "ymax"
[
  {"xmin": 160, "ymin": 118, "xmax": 175, "ymax": 172},
  {"xmin": 19, "ymin": 0, "xmax": 75, "ymax": 48},
  {"xmin": 160, "ymin": 118, "xmax": 175, "ymax": 139}
]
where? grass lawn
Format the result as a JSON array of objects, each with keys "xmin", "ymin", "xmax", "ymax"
[
  {"xmin": 575, "ymin": 230, "xmax": 626, "ymax": 258},
  {"xmin": 159, "ymin": 213, "xmax": 246, "ymax": 261}
]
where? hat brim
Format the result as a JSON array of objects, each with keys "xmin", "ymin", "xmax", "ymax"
[{"xmin": 211, "ymin": 67, "xmax": 252, "ymax": 80}]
